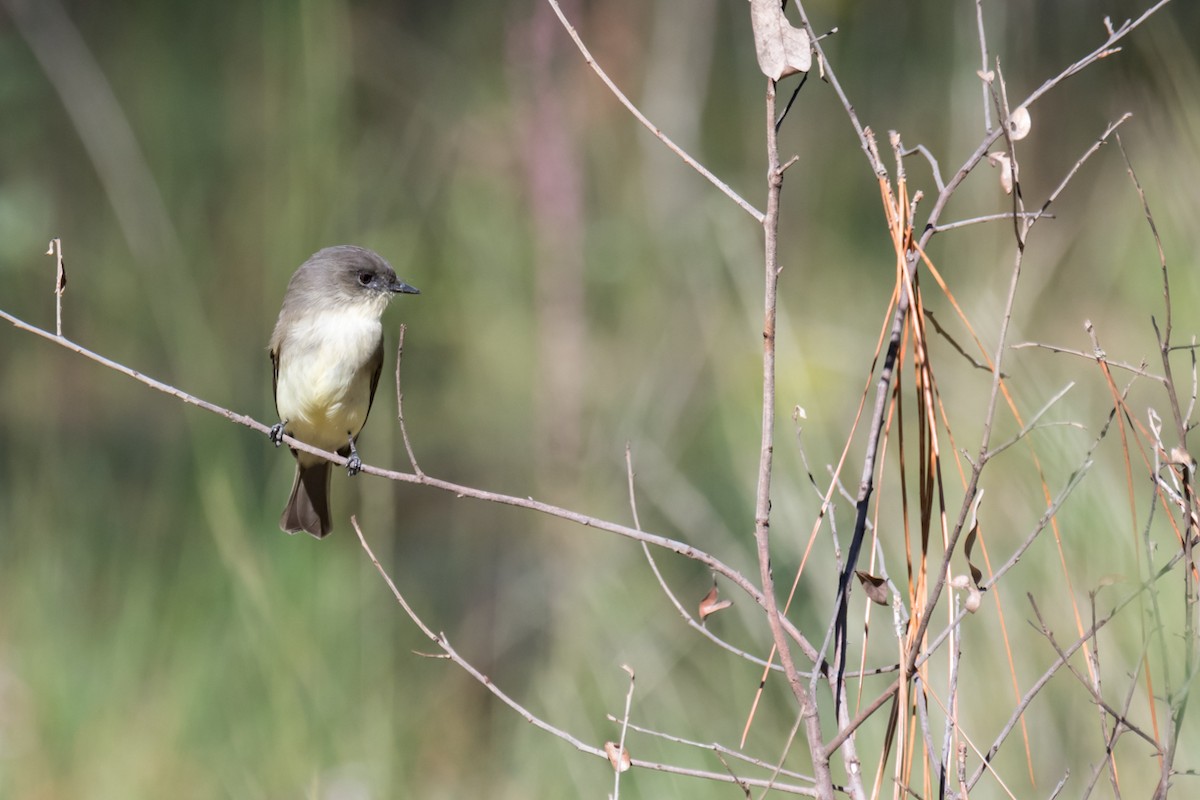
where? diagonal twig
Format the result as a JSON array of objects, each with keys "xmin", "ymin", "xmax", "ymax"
[{"xmin": 543, "ymin": 0, "xmax": 764, "ymax": 223}]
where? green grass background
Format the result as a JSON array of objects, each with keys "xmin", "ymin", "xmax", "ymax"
[{"xmin": 1, "ymin": 0, "xmax": 1199, "ymax": 796}]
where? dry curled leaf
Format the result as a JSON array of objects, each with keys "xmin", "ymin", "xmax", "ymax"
[
  {"xmin": 959, "ymin": 492, "xmax": 988, "ymax": 615},
  {"xmin": 987, "ymin": 151, "xmax": 1018, "ymax": 194},
  {"xmin": 854, "ymin": 571, "xmax": 889, "ymax": 606},
  {"xmin": 1007, "ymin": 106, "xmax": 1032, "ymax": 140},
  {"xmin": 748, "ymin": 0, "xmax": 811, "ymax": 80},
  {"xmin": 964, "ymin": 586, "xmax": 983, "ymax": 613},
  {"xmin": 698, "ymin": 586, "xmax": 733, "ymax": 621},
  {"xmin": 605, "ymin": 741, "xmax": 632, "ymax": 773},
  {"xmin": 1169, "ymin": 446, "xmax": 1195, "ymax": 470},
  {"xmin": 46, "ymin": 239, "xmax": 67, "ymax": 294},
  {"xmin": 963, "ymin": 528, "xmax": 984, "ymax": 589}
]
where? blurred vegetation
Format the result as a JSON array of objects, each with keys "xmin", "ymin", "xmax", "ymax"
[{"xmin": 0, "ymin": 0, "xmax": 1198, "ymax": 797}]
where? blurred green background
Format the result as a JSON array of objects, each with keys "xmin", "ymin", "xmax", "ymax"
[{"xmin": 1, "ymin": 0, "xmax": 1198, "ymax": 797}]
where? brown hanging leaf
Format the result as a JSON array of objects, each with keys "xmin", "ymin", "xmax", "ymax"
[
  {"xmin": 963, "ymin": 526, "xmax": 984, "ymax": 587},
  {"xmin": 698, "ymin": 586, "xmax": 733, "ymax": 621},
  {"xmin": 604, "ymin": 741, "xmax": 632, "ymax": 773},
  {"xmin": 854, "ymin": 571, "xmax": 889, "ymax": 606},
  {"xmin": 748, "ymin": 0, "xmax": 812, "ymax": 80},
  {"xmin": 987, "ymin": 152, "xmax": 1018, "ymax": 195},
  {"xmin": 963, "ymin": 493, "xmax": 985, "ymax": 588},
  {"xmin": 46, "ymin": 238, "xmax": 67, "ymax": 294}
]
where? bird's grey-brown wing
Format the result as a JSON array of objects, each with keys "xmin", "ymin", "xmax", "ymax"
[
  {"xmin": 269, "ymin": 345, "xmax": 281, "ymax": 420},
  {"xmin": 358, "ymin": 336, "xmax": 386, "ymax": 440}
]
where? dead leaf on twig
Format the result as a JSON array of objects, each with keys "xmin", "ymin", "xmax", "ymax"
[
  {"xmin": 1169, "ymin": 446, "xmax": 1195, "ymax": 471},
  {"xmin": 605, "ymin": 741, "xmax": 632, "ymax": 773},
  {"xmin": 1007, "ymin": 106, "xmax": 1032, "ymax": 140},
  {"xmin": 987, "ymin": 151, "xmax": 1018, "ymax": 194},
  {"xmin": 964, "ymin": 586, "xmax": 983, "ymax": 613},
  {"xmin": 698, "ymin": 586, "xmax": 733, "ymax": 621},
  {"xmin": 854, "ymin": 571, "xmax": 889, "ymax": 606},
  {"xmin": 963, "ymin": 491, "xmax": 985, "ymax": 588},
  {"xmin": 46, "ymin": 239, "xmax": 67, "ymax": 295},
  {"xmin": 748, "ymin": 0, "xmax": 811, "ymax": 80},
  {"xmin": 961, "ymin": 491, "xmax": 987, "ymax": 614}
]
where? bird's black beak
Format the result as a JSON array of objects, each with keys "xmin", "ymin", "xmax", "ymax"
[{"xmin": 391, "ymin": 280, "xmax": 420, "ymax": 295}]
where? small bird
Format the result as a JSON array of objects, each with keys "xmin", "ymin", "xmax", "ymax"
[{"xmin": 268, "ymin": 245, "xmax": 419, "ymax": 538}]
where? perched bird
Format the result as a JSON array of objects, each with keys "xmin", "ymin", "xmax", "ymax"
[{"xmin": 268, "ymin": 245, "xmax": 419, "ymax": 537}]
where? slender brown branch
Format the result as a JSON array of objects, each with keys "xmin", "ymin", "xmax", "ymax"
[
  {"xmin": 2, "ymin": 308, "xmax": 265, "ymax": 430},
  {"xmin": 46, "ymin": 238, "xmax": 65, "ymax": 337},
  {"xmin": 755, "ymin": 78, "xmax": 837, "ymax": 800},
  {"xmin": 788, "ymin": 2, "xmax": 883, "ymax": 175},
  {"xmin": 1012, "ymin": 342, "xmax": 1163, "ymax": 382},
  {"xmin": 351, "ymin": 516, "xmax": 599, "ymax": 754},
  {"xmin": 625, "ymin": 446, "xmax": 784, "ymax": 671},
  {"xmin": 823, "ymin": 678, "xmax": 899, "ymax": 758},
  {"xmin": 931, "ymin": 212, "xmax": 1049, "ymax": 233},
  {"xmin": 612, "ymin": 664, "xmax": 636, "ymax": 799},
  {"xmin": 966, "ymin": 538, "xmax": 1196, "ymax": 792},
  {"xmin": 975, "ymin": 0, "xmax": 993, "ymax": 133},
  {"xmin": 604, "ymin": 716, "xmax": 817, "ymax": 785},
  {"xmin": 1, "ymin": 306, "xmax": 824, "ymax": 662},
  {"xmin": 902, "ymin": 114, "xmax": 1136, "ymax": 679},
  {"xmin": 1028, "ymin": 598, "xmax": 1161, "ymax": 751},
  {"xmin": 1115, "ymin": 130, "xmax": 1198, "ymax": 800},
  {"xmin": 394, "ymin": 323, "xmax": 423, "ymax": 477},
  {"xmin": 543, "ymin": 0, "xmax": 764, "ymax": 223},
  {"xmin": 352, "ymin": 517, "xmax": 819, "ymax": 796}
]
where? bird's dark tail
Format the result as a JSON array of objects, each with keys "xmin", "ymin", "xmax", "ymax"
[{"xmin": 280, "ymin": 461, "xmax": 333, "ymax": 538}]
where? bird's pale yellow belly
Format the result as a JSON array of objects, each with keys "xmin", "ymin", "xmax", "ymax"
[{"xmin": 275, "ymin": 310, "xmax": 382, "ymax": 466}]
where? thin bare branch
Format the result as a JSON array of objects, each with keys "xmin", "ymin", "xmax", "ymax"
[
  {"xmin": 975, "ymin": 0, "xmax": 993, "ymax": 132},
  {"xmin": 394, "ymin": 323, "xmax": 423, "ymax": 477},
  {"xmin": 605, "ymin": 716, "xmax": 815, "ymax": 785},
  {"xmin": 1028, "ymin": 598, "xmax": 1161, "ymax": 751},
  {"xmin": 611, "ymin": 664, "xmax": 636, "ymax": 799},
  {"xmin": 931, "ymin": 212, "xmax": 1050, "ymax": 233},
  {"xmin": 1, "ymin": 306, "xmax": 823, "ymax": 658},
  {"xmin": 900, "ymin": 143, "xmax": 946, "ymax": 193},
  {"xmin": 46, "ymin": 238, "xmax": 65, "ymax": 337},
  {"xmin": 543, "ymin": 0, "xmax": 764, "ymax": 222},
  {"xmin": 625, "ymin": 446, "xmax": 784, "ymax": 671},
  {"xmin": 1012, "ymin": 342, "xmax": 1162, "ymax": 382},
  {"xmin": 352, "ymin": 517, "xmax": 820, "ymax": 796},
  {"xmin": 754, "ymin": 78, "xmax": 836, "ymax": 800}
]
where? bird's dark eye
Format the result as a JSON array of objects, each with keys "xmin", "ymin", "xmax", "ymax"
[{"xmin": 357, "ymin": 271, "xmax": 373, "ymax": 287}]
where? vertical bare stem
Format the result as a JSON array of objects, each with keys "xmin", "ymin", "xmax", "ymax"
[
  {"xmin": 47, "ymin": 237, "xmax": 65, "ymax": 337},
  {"xmin": 757, "ymin": 78, "xmax": 835, "ymax": 800},
  {"xmin": 975, "ymin": 0, "xmax": 992, "ymax": 133}
]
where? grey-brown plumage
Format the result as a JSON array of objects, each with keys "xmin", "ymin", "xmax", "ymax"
[{"xmin": 269, "ymin": 245, "xmax": 418, "ymax": 538}]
